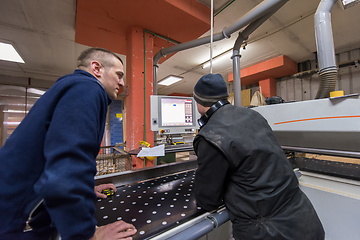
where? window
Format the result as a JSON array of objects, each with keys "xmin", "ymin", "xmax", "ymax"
[{"xmin": 0, "ymin": 85, "xmax": 45, "ymax": 146}]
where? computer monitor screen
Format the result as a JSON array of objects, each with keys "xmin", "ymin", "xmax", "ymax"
[
  {"xmin": 160, "ymin": 98, "xmax": 193, "ymax": 127},
  {"xmin": 150, "ymin": 95, "xmax": 200, "ymax": 135}
]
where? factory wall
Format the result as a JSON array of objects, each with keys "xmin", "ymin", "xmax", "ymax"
[
  {"xmin": 226, "ymin": 48, "xmax": 360, "ymax": 104},
  {"xmin": 276, "ymin": 48, "xmax": 360, "ymax": 102},
  {"xmin": 1, "ymin": 47, "xmax": 359, "ymax": 147}
]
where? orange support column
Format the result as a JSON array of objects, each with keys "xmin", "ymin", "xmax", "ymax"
[
  {"xmin": 125, "ymin": 26, "xmax": 154, "ymax": 169},
  {"xmin": 259, "ymin": 78, "xmax": 276, "ymax": 98}
]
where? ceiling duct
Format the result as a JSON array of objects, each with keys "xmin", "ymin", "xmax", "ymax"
[
  {"xmin": 314, "ymin": 0, "xmax": 338, "ymax": 99},
  {"xmin": 153, "ymin": 0, "xmax": 291, "ymax": 95}
]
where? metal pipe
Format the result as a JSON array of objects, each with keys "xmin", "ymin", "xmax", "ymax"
[
  {"xmin": 292, "ymin": 69, "xmax": 319, "ymax": 78},
  {"xmin": 153, "ymin": 32, "xmax": 225, "ymax": 69},
  {"xmin": 314, "ymin": 0, "xmax": 338, "ymax": 99},
  {"xmin": 150, "ymin": 212, "xmax": 212, "ymax": 240},
  {"xmin": 282, "ymin": 146, "xmax": 360, "ymax": 159},
  {"xmin": 164, "ymin": 209, "xmax": 230, "ymax": 240},
  {"xmin": 153, "ymin": 65, "xmax": 158, "ymax": 96},
  {"xmin": 153, "ymin": 0, "xmax": 290, "ymax": 68},
  {"xmin": 153, "ymin": 64, "xmax": 158, "ymax": 149},
  {"xmin": 338, "ymin": 59, "xmax": 360, "ymax": 68},
  {"xmin": 143, "ymin": 31, "xmax": 147, "ymax": 152},
  {"xmin": 232, "ymin": 2, "xmax": 288, "ymax": 106},
  {"xmin": 232, "ymin": 50, "xmax": 242, "ymax": 106},
  {"xmin": 224, "ymin": 0, "xmax": 288, "ymax": 39}
]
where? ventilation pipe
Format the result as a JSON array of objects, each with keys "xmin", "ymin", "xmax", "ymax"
[
  {"xmin": 314, "ymin": 0, "xmax": 338, "ymax": 99},
  {"xmin": 232, "ymin": 1, "xmax": 288, "ymax": 106},
  {"xmin": 153, "ymin": 0, "xmax": 290, "ymax": 95}
]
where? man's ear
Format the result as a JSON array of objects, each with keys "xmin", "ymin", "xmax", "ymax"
[{"xmin": 90, "ymin": 61, "xmax": 102, "ymax": 78}]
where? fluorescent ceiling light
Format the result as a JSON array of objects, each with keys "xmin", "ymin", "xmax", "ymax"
[
  {"xmin": 202, "ymin": 52, "xmax": 232, "ymax": 69},
  {"xmin": 3, "ymin": 110, "xmax": 29, "ymax": 113},
  {"xmin": 341, "ymin": 0, "xmax": 360, "ymax": 9},
  {"xmin": 0, "ymin": 42, "xmax": 24, "ymax": 63},
  {"xmin": 158, "ymin": 75, "xmax": 183, "ymax": 86},
  {"xmin": 3, "ymin": 122, "xmax": 22, "ymax": 125},
  {"xmin": 27, "ymin": 88, "xmax": 46, "ymax": 96}
]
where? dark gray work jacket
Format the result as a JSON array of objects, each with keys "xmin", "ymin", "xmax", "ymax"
[{"xmin": 194, "ymin": 104, "xmax": 324, "ymax": 240}]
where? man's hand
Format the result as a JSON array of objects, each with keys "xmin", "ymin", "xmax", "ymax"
[
  {"xmin": 94, "ymin": 183, "xmax": 117, "ymax": 199},
  {"xmin": 89, "ymin": 221, "xmax": 137, "ymax": 240}
]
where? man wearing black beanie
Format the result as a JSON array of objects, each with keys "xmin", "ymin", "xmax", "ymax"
[{"xmin": 193, "ymin": 73, "xmax": 325, "ymax": 240}]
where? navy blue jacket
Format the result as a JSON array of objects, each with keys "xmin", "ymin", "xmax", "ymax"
[{"xmin": 0, "ymin": 70, "xmax": 111, "ymax": 240}]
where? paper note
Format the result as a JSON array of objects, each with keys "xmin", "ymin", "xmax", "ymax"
[{"xmin": 137, "ymin": 144, "xmax": 165, "ymax": 157}]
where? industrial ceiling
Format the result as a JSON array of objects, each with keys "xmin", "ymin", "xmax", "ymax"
[{"xmin": 0, "ymin": 0, "xmax": 360, "ymax": 96}]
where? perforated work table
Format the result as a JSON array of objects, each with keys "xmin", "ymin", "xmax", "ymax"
[{"xmin": 95, "ymin": 169, "xmax": 206, "ymax": 239}]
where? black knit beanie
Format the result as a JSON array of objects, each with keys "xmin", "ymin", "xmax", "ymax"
[{"xmin": 193, "ymin": 73, "xmax": 229, "ymax": 107}]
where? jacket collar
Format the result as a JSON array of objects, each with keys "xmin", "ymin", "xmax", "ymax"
[{"xmin": 58, "ymin": 69, "xmax": 113, "ymax": 105}]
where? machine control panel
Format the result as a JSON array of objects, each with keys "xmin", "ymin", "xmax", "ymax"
[
  {"xmin": 159, "ymin": 128, "xmax": 196, "ymax": 134},
  {"xmin": 150, "ymin": 95, "xmax": 200, "ymax": 135}
]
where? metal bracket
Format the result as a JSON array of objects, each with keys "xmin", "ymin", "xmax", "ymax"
[{"xmin": 206, "ymin": 214, "xmax": 218, "ymax": 228}]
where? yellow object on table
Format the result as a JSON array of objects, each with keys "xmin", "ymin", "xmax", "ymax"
[
  {"xmin": 101, "ymin": 188, "xmax": 114, "ymax": 196},
  {"xmin": 139, "ymin": 141, "xmax": 151, "ymax": 148}
]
